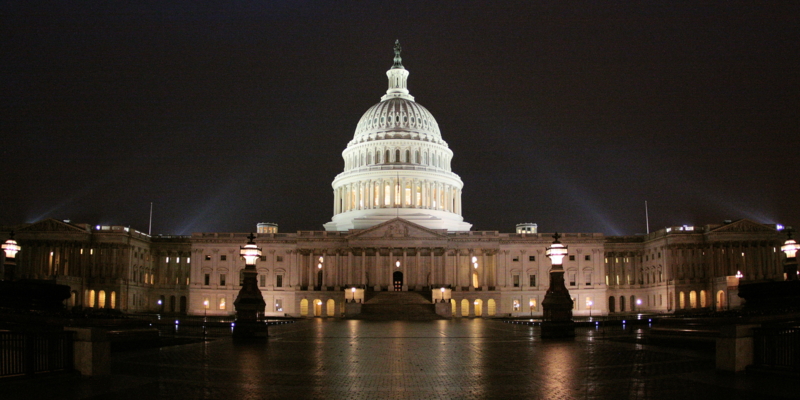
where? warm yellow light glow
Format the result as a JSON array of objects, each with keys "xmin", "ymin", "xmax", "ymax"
[
  {"xmin": 781, "ymin": 239, "xmax": 799, "ymax": 258},
  {"xmin": 351, "ymin": 287, "xmax": 356, "ymax": 293},
  {"xmin": 240, "ymin": 240, "xmax": 262, "ymax": 266},
  {"xmin": 2, "ymin": 238, "xmax": 20, "ymax": 258},
  {"xmin": 546, "ymin": 242, "xmax": 568, "ymax": 265},
  {"xmin": 395, "ymin": 260, "xmax": 400, "ymax": 268}
]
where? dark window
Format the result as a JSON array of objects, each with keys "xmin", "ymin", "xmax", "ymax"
[
  {"xmin": 260, "ymin": 256, "xmax": 267, "ymax": 262},
  {"xmin": 276, "ymin": 275, "xmax": 283, "ymax": 288},
  {"xmin": 219, "ymin": 274, "xmax": 226, "ymax": 286},
  {"xmin": 512, "ymin": 257, "xmax": 519, "ymax": 262},
  {"xmin": 513, "ymin": 275, "xmax": 520, "ymax": 287},
  {"xmin": 259, "ymin": 275, "xmax": 266, "ymax": 287},
  {"xmin": 277, "ymin": 256, "xmax": 284, "ymax": 262},
  {"xmin": 528, "ymin": 256, "xmax": 535, "ymax": 262},
  {"xmin": 529, "ymin": 275, "xmax": 536, "ymax": 286},
  {"xmin": 220, "ymin": 255, "xmax": 227, "ymax": 261},
  {"xmin": 204, "ymin": 274, "xmax": 210, "ymax": 286},
  {"xmin": 205, "ymin": 255, "xmax": 211, "ymax": 261},
  {"xmin": 569, "ymin": 273, "xmax": 576, "ymax": 286},
  {"xmin": 585, "ymin": 255, "xmax": 590, "ymax": 261},
  {"xmin": 569, "ymin": 255, "xmax": 576, "ymax": 261}
]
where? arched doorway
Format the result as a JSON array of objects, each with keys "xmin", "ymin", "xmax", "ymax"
[
  {"xmin": 314, "ymin": 299, "xmax": 323, "ymax": 316},
  {"xmin": 487, "ymin": 299, "xmax": 496, "ymax": 316},
  {"xmin": 474, "ymin": 299, "xmax": 483, "ymax": 317},
  {"xmin": 170, "ymin": 295, "xmax": 176, "ymax": 312},
  {"xmin": 717, "ymin": 290, "xmax": 725, "ymax": 311},
  {"xmin": 300, "ymin": 299, "xmax": 309, "ymax": 316},
  {"xmin": 451, "ymin": 299, "xmax": 457, "ymax": 315},
  {"xmin": 460, "ymin": 299, "xmax": 469, "ymax": 317},
  {"xmin": 180, "ymin": 296, "xmax": 187, "ymax": 314},
  {"xmin": 608, "ymin": 296, "xmax": 615, "ymax": 313},
  {"xmin": 326, "ymin": 299, "xmax": 335, "ymax": 316},
  {"xmin": 393, "ymin": 271, "xmax": 403, "ymax": 291},
  {"xmin": 472, "ymin": 272, "xmax": 479, "ymax": 288},
  {"xmin": 619, "ymin": 296, "xmax": 626, "ymax": 312}
]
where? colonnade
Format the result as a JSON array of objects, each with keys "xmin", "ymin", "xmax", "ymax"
[
  {"xmin": 333, "ymin": 178, "xmax": 462, "ymax": 215},
  {"xmin": 293, "ymin": 248, "xmax": 496, "ymax": 290}
]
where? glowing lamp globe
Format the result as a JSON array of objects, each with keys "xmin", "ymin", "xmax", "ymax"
[
  {"xmin": 546, "ymin": 243, "xmax": 568, "ymax": 265},
  {"xmin": 239, "ymin": 233, "xmax": 262, "ymax": 266},
  {"xmin": 2, "ymin": 238, "xmax": 20, "ymax": 259},
  {"xmin": 781, "ymin": 238, "xmax": 799, "ymax": 259}
]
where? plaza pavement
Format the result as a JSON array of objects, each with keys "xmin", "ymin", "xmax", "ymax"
[{"xmin": 2, "ymin": 319, "xmax": 796, "ymax": 400}]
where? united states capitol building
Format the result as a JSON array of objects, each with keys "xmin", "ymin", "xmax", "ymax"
[{"xmin": 1, "ymin": 44, "xmax": 788, "ymax": 318}]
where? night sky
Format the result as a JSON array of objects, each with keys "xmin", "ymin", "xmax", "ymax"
[{"xmin": 2, "ymin": 1, "xmax": 798, "ymax": 236}]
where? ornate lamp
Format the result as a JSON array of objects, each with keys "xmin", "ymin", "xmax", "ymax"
[
  {"xmin": 233, "ymin": 233, "xmax": 267, "ymax": 339},
  {"xmin": 2, "ymin": 231, "xmax": 21, "ymax": 281},
  {"xmin": 541, "ymin": 232, "xmax": 575, "ymax": 338},
  {"xmin": 781, "ymin": 228, "xmax": 799, "ymax": 281}
]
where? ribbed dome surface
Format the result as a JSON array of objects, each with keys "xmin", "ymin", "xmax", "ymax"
[{"xmin": 352, "ymin": 98, "xmax": 441, "ymax": 144}]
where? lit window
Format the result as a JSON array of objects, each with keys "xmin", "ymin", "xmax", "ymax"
[
  {"xmin": 219, "ymin": 297, "xmax": 226, "ymax": 310},
  {"xmin": 512, "ymin": 299, "xmax": 520, "ymax": 311},
  {"xmin": 205, "ymin": 255, "xmax": 211, "ymax": 261}
]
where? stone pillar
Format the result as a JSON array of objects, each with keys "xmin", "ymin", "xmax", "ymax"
[
  {"xmin": 716, "ymin": 324, "xmax": 758, "ymax": 372},
  {"xmin": 65, "ymin": 327, "xmax": 110, "ymax": 376}
]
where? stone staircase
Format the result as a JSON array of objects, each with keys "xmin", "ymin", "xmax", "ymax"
[{"xmin": 355, "ymin": 291, "xmax": 444, "ymax": 321}]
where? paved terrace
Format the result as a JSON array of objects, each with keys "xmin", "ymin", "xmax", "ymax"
[{"xmin": 3, "ymin": 319, "xmax": 796, "ymax": 400}]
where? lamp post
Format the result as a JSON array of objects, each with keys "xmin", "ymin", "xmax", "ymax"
[
  {"xmin": 233, "ymin": 233, "xmax": 267, "ymax": 339},
  {"xmin": 587, "ymin": 300, "xmax": 593, "ymax": 320},
  {"xmin": 781, "ymin": 228, "xmax": 799, "ymax": 281},
  {"xmin": 2, "ymin": 232, "xmax": 21, "ymax": 281},
  {"xmin": 541, "ymin": 232, "xmax": 575, "ymax": 338}
]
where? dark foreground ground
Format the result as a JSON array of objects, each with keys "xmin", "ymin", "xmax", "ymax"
[{"xmin": 1, "ymin": 319, "xmax": 795, "ymax": 400}]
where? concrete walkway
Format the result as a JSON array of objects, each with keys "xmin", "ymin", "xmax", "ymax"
[{"xmin": 2, "ymin": 319, "xmax": 796, "ymax": 399}]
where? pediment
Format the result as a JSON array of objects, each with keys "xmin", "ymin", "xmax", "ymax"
[
  {"xmin": 18, "ymin": 218, "xmax": 89, "ymax": 233},
  {"xmin": 708, "ymin": 219, "xmax": 776, "ymax": 234},
  {"xmin": 348, "ymin": 218, "xmax": 447, "ymax": 240}
]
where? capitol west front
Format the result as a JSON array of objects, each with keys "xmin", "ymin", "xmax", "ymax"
[{"xmin": 1, "ymin": 45, "xmax": 787, "ymax": 318}]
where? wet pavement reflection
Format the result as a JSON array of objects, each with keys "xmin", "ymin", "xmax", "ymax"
[{"xmin": 5, "ymin": 319, "xmax": 796, "ymax": 399}]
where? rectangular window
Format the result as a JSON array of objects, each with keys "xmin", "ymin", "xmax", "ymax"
[
  {"xmin": 259, "ymin": 274, "xmax": 266, "ymax": 287},
  {"xmin": 219, "ymin": 274, "xmax": 226, "ymax": 286},
  {"xmin": 569, "ymin": 273, "xmax": 576, "ymax": 286},
  {"xmin": 529, "ymin": 275, "xmax": 536, "ymax": 287},
  {"xmin": 513, "ymin": 275, "xmax": 520, "ymax": 287},
  {"xmin": 260, "ymin": 256, "xmax": 267, "ymax": 262},
  {"xmin": 204, "ymin": 274, "xmax": 210, "ymax": 286},
  {"xmin": 528, "ymin": 256, "xmax": 535, "ymax": 262},
  {"xmin": 220, "ymin": 255, "xmax": 227, "ymax": 261},
  {"xmin": 584, "ymin": 255, "xmax": 590, "ymax": 261},
  {"xmin": 512, "ymin": 256, "xmax": 519, "ymax": 262},
  {"xmin": 277, "ymin": 256, "xmax": 284, "ymax": 262},
  {"xmin": 569, "ymin": 255, "xmax": 575, "ymax": 261},
  {"xmin": 275, "ymin": 299, "xmax": 283, "ymax": 312},
  {"xmin": 585, "ymin": 273, "xmax": 592, "ymax": 286},
  {"xmin": 276, "ymin": 274, "xmax": 283, "ymax": 288},
  {"xmin": 205, "ymin": 255, "xmax": 211, "ymax": 261}
]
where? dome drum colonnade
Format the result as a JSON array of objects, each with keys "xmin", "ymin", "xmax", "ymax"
[{"xmin": 324, "ymin": 41, "xmax": 471, "ymax": 232}]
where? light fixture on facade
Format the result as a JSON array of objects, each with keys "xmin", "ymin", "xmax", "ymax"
[{"xmin": 395, "ymin": 260, "xmax": 400, "ymax": 268}]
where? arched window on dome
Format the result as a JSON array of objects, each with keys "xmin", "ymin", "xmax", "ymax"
[
  {"xmin": 395, "ymin": 150, "xmax": 400, "ymax": 163},
  {"xmin": 414, "ymin": 150, "xmax": 419, "ymax": 164},
  {"xmin": 432, "ymin": 153, "xmax": 437, "ymax": 168},
  {"xmin": 405, "ymin": 150, "xmax": 410, "ymax": 163},
  {"xmin": 360, "ymin": 153, "xmax": 364, "ymax": 167},
  {"xmin": 367, "ymin": 152, "xmax": 372, "ymax": 165},
  {"xmin": 423, "ymin": 152, "xmax": 428, "ymax": 166},
  {"xmin": 385, "ymin": 150, "xmax": 390, "ymax": 164}
]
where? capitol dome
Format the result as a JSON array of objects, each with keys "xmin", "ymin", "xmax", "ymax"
[
  {"xmin": 350, "ymin": 98, "xmax": 444, "ymax": 146},
  {"xmin": 323, "ymin": 41, "xmax": 472, "ymax": 232}
]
